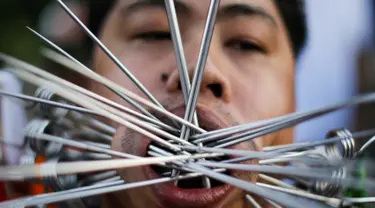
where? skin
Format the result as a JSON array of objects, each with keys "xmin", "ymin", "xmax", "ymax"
[{"xmin": 89, "ymin": 0, "xmax": 296, "ymax": 207}]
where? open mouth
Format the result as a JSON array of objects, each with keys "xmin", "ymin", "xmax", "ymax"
[
  {"xmin": 144, "ymin": 143, "xmax": 234, "ymax": 207},
  {"xmin": 148, "ymin": 141, "xmax": 232, "ymax": 189},
  {"xmin": 140, "ymin": 105, "xmax": 236, "ymax": 207}
]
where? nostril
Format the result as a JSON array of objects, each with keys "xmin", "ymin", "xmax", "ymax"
[
  {"xmin": 178, "ymin": 82, "xmax": 182, "ymax": 90},
  {"xmin": 206, "ymin": 83, "xmax": 222, "ymax": 98}
]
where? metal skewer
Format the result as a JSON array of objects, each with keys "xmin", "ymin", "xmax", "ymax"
[
  {"xmin": 9, "ymin": 66, "xmax": 187, "ymax": 150},
  {"xmin": 164, "ymin": 0, "xmax": 208, "ymax": 186},
  {"xmin": 0, "ymin": 53, "xmax": 204, "ymax": 133},
  {"xmin": 180, "ymin": 0, "xmax": 220, "ymax": 140},
  {"xmin": 186, "ymin": 163, "xmax": 329, "ymax": 208},
  {"xmin": 213, "ymin": 112, "xmax": 375, "ymax": 148},
  {"xmin": 256, "ymin": 182, "xmax": 342, "ymax": 207},
  {"xmin": 193, "ymin": 92, "xmax": 375, "ymax": 143},
  {"xmin": 34, "ymin": 32, "xmax": 157, "ymax": 121},
  {"xmin": 28, "ymin": 133, "xmax": 138, "ymax": 159},
  {"xmin": 78, "ymin": 171, "xmax": 118, "ymax": 186},
  {"xmin": 223, "ymin": 129, "xmax": 375, "ymax": 164},
  {"xmin": 245, "ymin": 195, "xmax": 262, "ymax": 208},
  {"xmin": 0, "ymin": 169, "xmax": 228, "ymax": 208},
  {"xmin": 0, "ymin": 90, "xmax": 100, "ymax": 116},
  {"xmin": 0, "ymin": 153, "xmax": 216, "ymax": 181},
  {"xmin": 10, "ymin": 68, "xmax": 185, "ymax": 152},
  {"xmin": 41, "ymin": 47, "xmax": 178, "ymax": 132},
  {"xmin": 55, "ymin": 0, "xmax": 162, "ymax": 110},
  {"xmin": 164, "ymin": 0, "xmax": 190, "ymax": 107}
]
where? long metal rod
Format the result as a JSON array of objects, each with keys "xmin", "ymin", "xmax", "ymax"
[
  {"xmin": 55, "ymin": 0, "xmax": 162, "ymax": 110},
  {"xmin": 357, "ymin": 134, "xmax": 375, "ymax": 155},
  {"xmin": 0, "ymin": 53, "xmax": 204, "ymax": 133},
  {"xmin": 213, "ymin": 113, "xmax": 333, "ymax": 147},
  {"xmin": 0, "ymin": 169, "xmax": 228, "ymax": 208},
  {"xmin": 344, "ymin": 197, "xmax": 375, "ymax": 205},
  {"xmin": 164, "ymin": 0, "xmax": 206, "ymax": 186},
  {"xmin": 164, "ymin": 0, "xmax": 190, "ymax": 106},
  {"xmin": 193, "ymin": 92, "xmax": 375, "ymax": 142},
  {"xmin": 0, "ymin": 153, "xmax": 217, "ymax": 181},
  {"xmin": 10, "ymin": 68, "xmax": 184, "ymax": 152},
  {"xmin": 258, "ymin": 174, "xmax": 298, "ymax": 190},
  {"xmin": 263, "ymin": 143, "xmax": 307, "ymax": 151},
  {"xmin": 164, "ymin": 0, "xmax": 199, "ymax": 126},
  {"xmin": 197, "ymin": 161, "xmax": 336, "ymax": 181},
  {"xmin": 193, "ymin": 116, "xmax": 285, "ymax": 142},
  {"xmin": 93, "ymin": 176, "xmax": 122, "ymax": 185},
  {"xmin": 212, "ymin": 113, "xmax": 343, "ymax": 148},
  {"xmin": 180, "ymin": 0, "xmax": 220, "ymax": 139},
  {"xmin": 256, "ymin": 183, "xmax": 342, "ymax": 207},
  {"xmin": 180, "ymin": 145, "xmax": 284, "ymax": 159},
  {"xmin": 33, "ymin": 32, "xmax": 157, "ymax": 121},
  {"xmin": 56, "ymin": 0, "xmax": 203, "ymax": 129},
  {"xmin": 64, "ymin": 84, "xmax": 191, "ymax": 146},
  {"xmin": 264, "ymin": 199, "xmax": 283, "ymax": 208},
  {"xmin": 13, "ymin": 74, "xmax": 191, "ymax": 155},
  {"xmin": 1, "ymin": 56, "xmax": 195, "ymax": 151},
  {"xmin": 0, "ymin": 181, "xmax": 125, "ymax": 208},
  {"xmin": 223, "ymin": 128, "xmax": 375, "ymax": 163},
  {"xmin": 41, "ymin": 49, "xmax": 176, "ymax": 132},
  {"xmin": 29, "ymin": 133, "xmax": 139, "ymax": 159},
  {"xmin": 149, "ymin": 144, "xmax": 212, "ymax": 188},
  {"xmin": 0, "ymin": 90, "xmax": 99, "ymax": 116},
  {"xmin": 69, "ymin": 111, "xmax": 116, "ymax": 135},
  {"xmin": 23, "ymin": 67, "xmax": 188, "ymax": 147},
  {"xmin": 186, "ymin": 163, "xmax": 327, "ymax": 208},
  {"xmin": 198, "ymin": 161, "xmax": 375, "ymax": 191},
  {"xmin": 147, "ymin": 146, "xmax": 203, "ymax": 173},
  {"xmin": 270, "ymin": 129, "xmax": 375, "ymax": 154},
  {"xmin": 40, "ymin": 48, "xmax": 191, "ymax": 137},
  {"xmin": 245, "ymin": 195, "xmax": 262, "ymax": 208}
]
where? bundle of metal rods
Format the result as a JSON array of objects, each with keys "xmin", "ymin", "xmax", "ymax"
[{"xmin": 1, "ymin": 0, "xmax": 375, "ymax": 207}]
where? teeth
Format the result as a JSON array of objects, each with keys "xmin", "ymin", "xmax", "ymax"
[{"xmin": 147, "ymin": 142, "xmax": 228, "ymax": 189}]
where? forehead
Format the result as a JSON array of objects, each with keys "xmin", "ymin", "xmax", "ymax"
[{"xmin": 114, "ymin": 0, "xmax": 282, "ymax": 24}]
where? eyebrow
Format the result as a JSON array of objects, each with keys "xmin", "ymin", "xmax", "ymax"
[
  {"xmin": 121, "ymin": 0, "xmax": 190, "ymax": 16},
  {"xmin": 217, "ymin": 4, "xmax": 277, "ymax": 26},
  {"xmin": 122, "ymin": 1, "xmax": 276, "ymax": 27}
]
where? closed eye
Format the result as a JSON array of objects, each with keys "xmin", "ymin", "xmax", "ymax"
[
  {"xmin": 133, "ymin": 31, "xmax": 171, "ymax": 42},
  {"xmin": 225, "ymin": 39, "xmax": 265, "ymax": 53}
]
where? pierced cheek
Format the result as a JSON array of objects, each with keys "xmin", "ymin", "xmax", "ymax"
[{"xmin": 111, "ymin": 126, "xmax": 140, "ymax": 156}]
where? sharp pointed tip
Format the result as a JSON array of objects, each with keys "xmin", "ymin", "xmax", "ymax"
[
  {"xmin": 26, "ymin": 27, "xmax": 38, "ymax": 35},
  {"xmin": 26, "ymin": 26, "xmax": 36, "ymax": 33}
]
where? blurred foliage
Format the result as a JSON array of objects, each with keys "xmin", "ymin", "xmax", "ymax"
[{"xmin": 0, "ymin": 0, "xmax": 51, "ymax": 65}]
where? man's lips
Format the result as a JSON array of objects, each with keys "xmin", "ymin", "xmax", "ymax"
[
  {"xmin": 138, "ymin": 105, "xmax": 236, "ymax": 207},
  {"xmin": 144, "ymin": 165, "xmax": 233, "ymax": 207},
  {"xmin": 132, "ymin": 104, "xmax": 258, "ymax": 207}
]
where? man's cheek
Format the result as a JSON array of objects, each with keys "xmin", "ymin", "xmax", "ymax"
[{"xmin": 111, "ymin": 126, "xmax": 131, "ymax": 153}]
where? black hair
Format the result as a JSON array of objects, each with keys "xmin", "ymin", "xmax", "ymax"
[
  {"xmin": 274, "ymin": 0, "xmax": 307, "ymax": 57},
  {"xmin": 87, "ymin": 0, "xmax": 307, "ymax": 57}
]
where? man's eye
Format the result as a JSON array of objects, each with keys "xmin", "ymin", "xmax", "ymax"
[
  {"xmin": 225, "ymin": 39, "xmax": 265, "ymax": 53},
  {"xmin": 134, "ymin": 32, "xmax": 171, "ymax": 41}
]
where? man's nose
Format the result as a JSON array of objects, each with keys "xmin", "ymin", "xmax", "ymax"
[{"xmin": 165, "ymin": 46, "xmax": 231, "ymax": 103}]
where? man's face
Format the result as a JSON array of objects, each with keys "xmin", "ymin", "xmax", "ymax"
[{"xmin": 91, "ymin": 0, "xmax": 295, "ymax": 207}]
